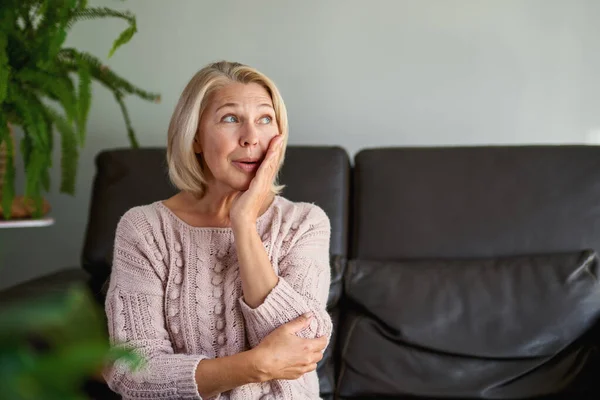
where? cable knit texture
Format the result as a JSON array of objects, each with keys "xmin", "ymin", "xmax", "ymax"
[{"xmin": 104, "ymin": 196, "xmax": 332, "ymax": 399}]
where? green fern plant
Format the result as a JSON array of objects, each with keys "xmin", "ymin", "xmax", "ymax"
[{"xmin": 0, "ymin": 0, "xmax": 160, "ymax": 219}]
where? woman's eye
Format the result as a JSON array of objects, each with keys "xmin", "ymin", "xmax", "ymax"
[
  {"xmin": 222, "ymin": 115, "xmax": 238, "ymax": 123},
  {"xmin": 259, "ymin": 116, "xmax": 272, "ymax": 124}
]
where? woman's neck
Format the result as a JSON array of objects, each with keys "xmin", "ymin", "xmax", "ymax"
[{"xmin": 177, "ymin": 188, "xmax": 275, "ymax": 226}]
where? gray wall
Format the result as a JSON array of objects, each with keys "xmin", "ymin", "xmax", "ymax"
[{"xmin": 2, "ymin": 0, "xmax": 600, "ymax": 289}]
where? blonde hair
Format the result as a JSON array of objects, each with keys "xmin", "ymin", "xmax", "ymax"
[{"xmin": 167, "ymin": 61, "xmax": 288, "ymax": 196}]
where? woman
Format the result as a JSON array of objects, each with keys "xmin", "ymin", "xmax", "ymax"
[{"xmin": 103, "ymin": 61, "xmax": 332, "ymax": 400}]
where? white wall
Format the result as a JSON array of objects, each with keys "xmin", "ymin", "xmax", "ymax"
[{"xmin": 2, "ymin": 0, "xmax": 600, "ymax": 289}]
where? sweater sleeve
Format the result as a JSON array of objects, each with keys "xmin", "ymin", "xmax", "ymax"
[
  {"xmin": 239, "ymin": 205, "xmax": 333, "ymax": 347},
  {"xmin": 103, "ymin": 211, "xmax": 206, "ymax": 400}
]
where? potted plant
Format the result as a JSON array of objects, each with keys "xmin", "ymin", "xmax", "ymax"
[{"xmin": 0, "ymin": 0, "xmax": 160, "ymax": 220}]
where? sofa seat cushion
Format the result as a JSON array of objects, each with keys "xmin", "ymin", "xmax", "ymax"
[{"xmin": 338, "ymin": 251, "xmax": 600, "ymax": 399}]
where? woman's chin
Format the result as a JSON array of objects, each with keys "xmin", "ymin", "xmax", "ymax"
[
  {"xmin": 212, "ymin": 172, "xmax": 255, "ymax": 193},
  {"xmin": 227, "ymin": 177, "xmax": 252, "ymax": 192}
]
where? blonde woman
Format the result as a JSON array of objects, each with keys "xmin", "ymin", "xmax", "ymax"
[{"xmin": 103, "ymin": 61, "xmax": 332, "ymax": 400}]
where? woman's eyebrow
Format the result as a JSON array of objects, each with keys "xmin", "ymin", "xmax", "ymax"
[{"xmin": 215, "ymin": 102, "xmax": 239, "ymax": 112}]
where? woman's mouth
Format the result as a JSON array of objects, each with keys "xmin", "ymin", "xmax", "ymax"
[{"xmin": 232, "ymin": 159, "xmax": 261, "ymax": 173}]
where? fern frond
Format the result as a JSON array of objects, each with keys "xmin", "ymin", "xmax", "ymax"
[
  {"xmin": 108, "ymin": 23, "xmax": 136, "ymax": 58},
  {"xmin": 8, "ymin": 84, "xmax": 51, "ymax": 150},
  {"xmin": 20, "ymin": 130, "xmax": 32, "ymax": 172},
  {"xmin": 9, "ymin": 87, "xmax": 42, "ymax": 150},
  {"xmin": 39, "ymin": 115, "xmax": 53, "ymax": 192},
  {"xmin": 69, "ymin": 7, "xmax": 134, "ymax": 26},
  {"xmin": 41, "ymin": 166, "xmax": 50, "ymax": 192},
  {"xmin": 17, "ymin": 89, "xmax": 53, "ymax": 206},
  {"xmin": 0, "ymin": 116, "xmax": 15, "ymax": 219},
  {"xmin": 93, "ymin": 63, "xmax": 159, "ymax": 101},
  {"xmin": 58, "ymin": 49, "xmax": 160, "ymax": 101},
  {"xmin": 24, "ymin": 147, "xmax": 47, "ymax": 216},
  {"xmin": 17, "ymin": 68, "xmax": 78, "ymax": 124},
  {"xmin": 114, "ymin": 93, "xmax": 138, "ymax": 148},
  {"xmin": 69, "ymin": 7, "xmax": 137, "ymax": 58},
  {"xmin": 47, "ymin": 27, "xmax": 68, "ymax": 62},
  {"xmin": 44, "ymin": 106, "xmax": 78, "ymax": 194},
  {"xmin": 0, "ymin": 33, "xmax": 9, "ymax": 105},
  {"xmin": 35, "ymin": 0, "xmax": 76, "ymax": 64},
  {"xmin": 76, "ymin": 57, "xmax": 91, "ymax": 145}
]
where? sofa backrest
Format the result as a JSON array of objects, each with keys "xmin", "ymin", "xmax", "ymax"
[
  {"xmin": 352, "ymin": 146, "xmax": 600, "ymax": 259},
  {"xmin": 341, "ymin": 145, "xmax": 600, "ymax": 399},
  {"xmin": 81, "ymin": 148, "xmax": 176, "ymax": 289}
]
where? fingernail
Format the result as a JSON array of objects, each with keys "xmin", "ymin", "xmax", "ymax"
[{"xmin": 303, "ymin": 312, "xmax": 313, "ymax": 319}]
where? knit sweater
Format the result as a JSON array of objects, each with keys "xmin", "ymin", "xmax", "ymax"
[{"xmin": 104, "ymin": 195, "xmax": 333, "ymax": 400}]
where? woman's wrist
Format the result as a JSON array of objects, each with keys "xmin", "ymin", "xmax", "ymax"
[
  {"xmin": 248, "ymin": 347, "xmax": 272, "ymax": 383},
  {"xmin": 194, "ymin": 350, "xmax": 270, "ymax": 397},
  {"xmin": 231, "ymin": 215, "xmax": 256, "ymax": 234}
]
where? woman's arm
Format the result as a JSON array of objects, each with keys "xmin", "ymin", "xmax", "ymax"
[
  {"xmin": 232, "ymin": 220, "xmax": 279, "ymax": 308},
  {"xmin": 195, "ymin": 313, "xmax": 326, "ymax": 398},
  {"xmin": 234, "ymin": 205, "xmax": 333, "ymax": 347},
  {"xmin": 194, "ymin": 351, "xmax": 260, "ymax": 398}
]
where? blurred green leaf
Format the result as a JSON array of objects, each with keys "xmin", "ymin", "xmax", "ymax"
[{"xmin": 0, "ymin": 285, "xmax": 142, "ymax": 399}]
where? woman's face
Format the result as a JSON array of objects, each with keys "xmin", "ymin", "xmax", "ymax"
[{"xmin": 195, "ymin": 82, "xmax": 280, "ymax": 192}]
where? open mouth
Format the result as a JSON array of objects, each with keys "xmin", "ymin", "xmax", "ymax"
[{"xmin": 232, "ymin": 159, "xmax": 261, "ymax": 173}]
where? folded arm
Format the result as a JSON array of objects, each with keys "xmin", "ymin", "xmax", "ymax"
[{"xmin": 235, "ymin": 205, "xmax": 333, "ymax": 347}]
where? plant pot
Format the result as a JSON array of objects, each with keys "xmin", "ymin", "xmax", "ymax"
[{"xmin": 0, "ymin": 125, "xmax": 51, "ymax": 220}]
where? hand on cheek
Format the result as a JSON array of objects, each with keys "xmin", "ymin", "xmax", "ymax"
[{"xmin": 230, "ymin": 135, "xmax": 284, "ymax": 227}]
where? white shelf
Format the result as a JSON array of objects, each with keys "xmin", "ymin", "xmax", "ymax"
[{"xmin": 0, "ymin": 217, "xmax": 55, "ymax": 229}]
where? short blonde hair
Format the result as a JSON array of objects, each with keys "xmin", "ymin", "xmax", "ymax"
[{"xmin": 167, "ymin": 61, "xmax": 288, "ymax": 196}]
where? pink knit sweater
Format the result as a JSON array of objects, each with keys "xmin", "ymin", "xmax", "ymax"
[{"xmin": 104, "ymin": 196, "xmax": 332, "ymax": 399}]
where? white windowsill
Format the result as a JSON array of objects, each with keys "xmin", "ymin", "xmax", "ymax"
[{"xmin": 0, "ymin": 217, "xmax": 55, "ymax": 229}]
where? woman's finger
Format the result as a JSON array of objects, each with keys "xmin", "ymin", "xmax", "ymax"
[
  {"xmin": 267, "ymin": 135, "xmax": 283, "ymax": 161},
  {"xmin": 256, "ymin": 136, "xmax": 282, "ymax": 182}
]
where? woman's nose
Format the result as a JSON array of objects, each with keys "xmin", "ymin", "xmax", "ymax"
[{"xmin": 239, "ymin": 122, "xmax": 259, "ymax": 147}]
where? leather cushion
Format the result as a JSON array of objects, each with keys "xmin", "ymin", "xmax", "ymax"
[
  {"xmin": 328, "ymin": 255, "xmax": 346, "ymax": 309},
  {"xmin": 317, "ymin": 306, "xmax": 339, "ymax": 395},
  {"xmin": 352, "ymin": 146, "xmax": 600, "ymax": 260},
  {"xmin": 338, "ymin": 251, "xmax": 600, "ymax": 398},
  {"xmin": 317, "ymin": 255, "xmax": 346, "ymax": 394}
]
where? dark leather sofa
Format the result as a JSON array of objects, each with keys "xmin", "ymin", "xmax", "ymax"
[{"xmin": 2, "ymin": 145, "xmax": 600, "ymax": 399}]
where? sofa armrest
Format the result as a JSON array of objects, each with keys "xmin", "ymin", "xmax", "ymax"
[{"xmin": 0, "ymin": 268, "xmax": 91, "ymax": 304}]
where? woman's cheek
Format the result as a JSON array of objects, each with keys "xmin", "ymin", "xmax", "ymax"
[{"xmin": 266, "ymin": 127, "xmax": 279, "ymax": 141}]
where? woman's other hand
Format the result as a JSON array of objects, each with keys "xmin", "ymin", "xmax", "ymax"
[
  {"xmin": 230, "ymin": 134, "xmax": 283, "ymax": 228},
  {"xmin": 252, "ymin": 313, "xmax": 327, "ymax": 381}
]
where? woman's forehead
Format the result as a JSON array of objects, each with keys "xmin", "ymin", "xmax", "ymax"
[{"xmin": 210, "ymin": 82, "xmax": 273, "ymax": 109}]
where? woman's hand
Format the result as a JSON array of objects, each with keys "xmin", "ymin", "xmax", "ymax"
[
  {"xmin": 251, "ymin": 313, "xmax": 328, "ymax": 382},
  {"xmin": 230, "ymin": 135, "xmax": 284, "ymax": 228}
]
